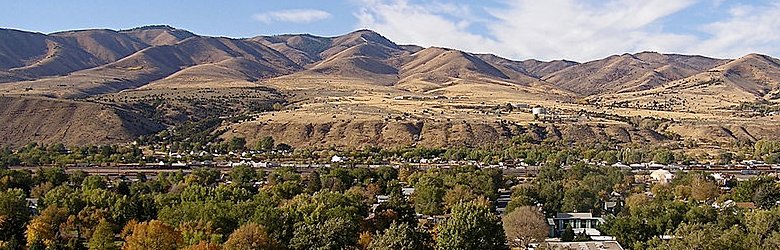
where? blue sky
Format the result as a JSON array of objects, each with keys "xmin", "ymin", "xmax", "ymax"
[{"xmin": 1, "ymin": 0, "xmax": 779, "ymax": 61}]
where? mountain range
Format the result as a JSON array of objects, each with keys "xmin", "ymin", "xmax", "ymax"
[{"xmin": 1, "ymin": 25, "xmax": 779, "ymax": 148}]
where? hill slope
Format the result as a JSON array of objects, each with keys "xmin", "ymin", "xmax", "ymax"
[
  {"xmin": 0, "ymin": 96, "xmax": 162, "ymax": 147},
  {"xmin": 1, "ymin": 26, "xmax": 780, "ymax": 148},
  {"xmin": 597, "ymin": 54, "xmax": 780, "ymax": 112},
  {"xmin": 544, "ymin": 52, "xmax": 728, "ymax": 95}
]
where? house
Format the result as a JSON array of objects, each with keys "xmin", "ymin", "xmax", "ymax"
[
  {"xmin": 512, "ymin": 103, "xmax": 529, "ymax": 109},
  {"xmin": 375, "ymin": 195, "xmax": 390, "ymax": 203},
  {"xmin": 649, "ymin": 163, "xmax": 666, "ymax": 169},
  {"xmin": 331, "ymin": 155, "xmax": 345, "ymax": 163},
  {"xmin": 650, "ymin": 169, "xmax": 674, "ymax": 183},
  {"xmin": 402, "ymin": 187, "xmax": 415, "ymax": 196},
  {"xmin": 547, "ymin": 212, "xmax": 605, "ymax": 237},
  {"xmin": 611, "ymin": 162, "xmax": 630, "ymax": 169}
]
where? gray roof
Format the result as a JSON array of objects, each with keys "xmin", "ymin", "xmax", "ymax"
[{"xmin": 555, "ymin": 212, "xmax": 596, "ymax": 219}]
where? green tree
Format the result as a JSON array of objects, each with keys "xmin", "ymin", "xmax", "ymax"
[
  {"xmin": 0, "ymin": 188, "xmax": 30, "ymax": 244},
  {"xmin": 290, "ymin": 217, "xmax": 358, "ymax": 250},
  {"xmin": 753, "ymin": 183, "xmax": 780, "ymax": 209},
  {"xmin": 663, "ymin": 223, "xmax": 745, "ymax": 250},
  {"xmin": 413, "ymin": 175, "xmax": 444, "ymax": 215},
  {"xmin": 561, "ymin": 187, "xmax": 598, "ymax": 213},
  {"xmin": 38, "ymin": 167, "xmax": 68, "ymax": 186},
  {"xmin": 731, "ymin": 176, "xmax": 780, "ymax": 208},
  {"xmin": 227, "ymin": 137, "xmax": 246, "ymax": 152},
  {"xmin": 652, "ymin": 150, "xmax": 674, "ymax": 165},
  {"xmin": 369, "ymin": 222, "xmax": 433, "ymax": 250},
  {"xmin": 304, "ymin": 171, "xmax": 322, "ymax": 194},
  {"xmin": 442, "ymin": 185, "xmax": 478, "ymax": 211},
  {"xmin": 743, "ymin": 206, "xmax": 780, "ymax": 248},
  {"xmin": 88, "ymin": 220, "xmax": 117, "ymax": 250},
  {"xmin": 255, "ymin": 136, "xmax": 275, "ymax": 152},
  {"xmin": 505, "ymin": 185, "xmax": 537, "ymax": 213},
  {"xmin": 435, "ymin": 201, "xmax": 507, "ymax": 250},
  {"xmin": 81, "ymin": 175, "xmax": 108, "ymax": 190},
  {"xmin": 178, "ymin": 220, "xmax": 222, "ymax": 246},
  {"xmin": 229, "ymin": 165, "xmax": 256, "ymax": 186},
  {"xmin": 188, "ymin": 168, "xmax": 220, "ymax": 186}
]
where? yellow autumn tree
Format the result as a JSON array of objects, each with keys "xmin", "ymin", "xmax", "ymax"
[
  {"xmin": 183, "ymin": 241, "xmax": 222, "ymax": 250},
  {"xmin": 26, "ymin": 206, "xmax": 68, "ymax": 249},
  {"xmin": 223, "ymin": 223, "xmax": 278, "ymax": 250},
  {"xmin": 122, "ymin": 220, "xmax": 182, "ymax": 250}
]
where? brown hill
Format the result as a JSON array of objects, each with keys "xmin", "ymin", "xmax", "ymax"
[
  {"xmin": 544, "ymin": 52, "xmax": 728, "ymax": 95},
  {"xmin": 256, "ymin": 30, "xmax": 554, "ymax": 90},
  {"xmin": 298, "ymin": 31, "xmax": 407, "ymax": 83},
  {"xmin": 2, "ymin": 26, "xmax": 780, "ymax": 148},
  {"xmin": 0, "ymin": 29, "xmax": 103, "ymax": 81},
  {"xmin": 223, "ymin": 118, "xmax": 670, "ymax": 149},
  {"xmin": 51, "ymin": 29, "xmax": 149, "ymax": 63},
  {"xmin": 519, "ymin": 59, "xmax": 579, "ymax": 78},
  {"xmin": 119, "ymin": 25, "xmax": 196, "ymax": 46},
  {"xmin": 0, "ymin": 36, "xmax": 301, "ymax": 97},
  {"xmin": 0, "ymin": 96, "xmax": 162, "ymax": 147},
  {"xmin": 402, "ymin": 47, "xmax": 508, "ymax": 82},
  {"xmin": 0, "ymin": 26, "xmax": 200, "ymax": 86},
  {"xmin": 253, "ymin": 30, "xmax": 402, "ymax": 67},
  {"xmin": 253, "ymin": 34, "xmax": 331, "ymax": 66},
  {"xmin": 598, "ymin": 53, "xmax": 780, "ymax": 112}
]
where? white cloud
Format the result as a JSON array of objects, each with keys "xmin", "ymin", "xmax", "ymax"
[
  {"xmin": 355, "ymin": 0, "xmax": 502, "ymax": 55},
  {"xmin": 253, "ymin": 9, "xmax": 332, "ymax": 24},
  {"xmin": 354, "ymin": 0, "xmax": 780, "ymax": 61},
  {"xmin": 485, "ymin": 0, "xmax": 698, "ymax": 61},
  {"xmin": 692, "ymin": 3, "xmax": 780, "ymax": 58}
]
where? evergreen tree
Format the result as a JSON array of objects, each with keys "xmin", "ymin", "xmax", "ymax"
[{"xmin": 561, "ymin": 225, "xmax": 575, "ymax": 242}]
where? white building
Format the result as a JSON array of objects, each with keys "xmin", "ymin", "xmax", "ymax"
[
  {"xmin": 331, "ymin": 155, "xmax": 345, "ymax": 163},
  {"xmin": 547, "ymin": 212, "xmax": 605, "ymax": 237},
  {"xmin": 532, "ymin": 107, "xmax": 547, "ymax": 115},
  {"xmin": 650, "ymin": 169, "xmax": 674, "ymax": 183}
]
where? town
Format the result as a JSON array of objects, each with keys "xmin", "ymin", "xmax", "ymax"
[{"xmin": 2, "ymin": 139, "xmax": 780, "ymax": 249}]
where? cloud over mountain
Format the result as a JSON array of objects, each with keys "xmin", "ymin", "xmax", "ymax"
[
  {"xmin": 253, "ymin": 9, "xmax": 332, "ymax": 24},
  {"xmin": 356, "ymin": 0, "xmax": 780, "ymax": 62}
]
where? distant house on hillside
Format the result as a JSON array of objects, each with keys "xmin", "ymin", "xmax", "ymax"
[
  {"xmin": 532, "ymin": 106, "xmax": 547, "ymax": 115},
  {"xmin": 511, "ymin": 103, "xmax": 529, "ymax": 109},
  {"xmin": 611, "ymin": 162, "xmax": 630, "ymax": 169},
  {"xmin": 331, "ymin": 155, "xmax": 345, "ymax": 163}
]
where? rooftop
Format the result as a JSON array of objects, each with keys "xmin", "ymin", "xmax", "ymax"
[
  {"xmin": 555, "ymin": 212, "xmax": 598, "ymax": 219},
  {"xmin": 542, "ymin": 241, "xmax": 624, "ymax": 250}
]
